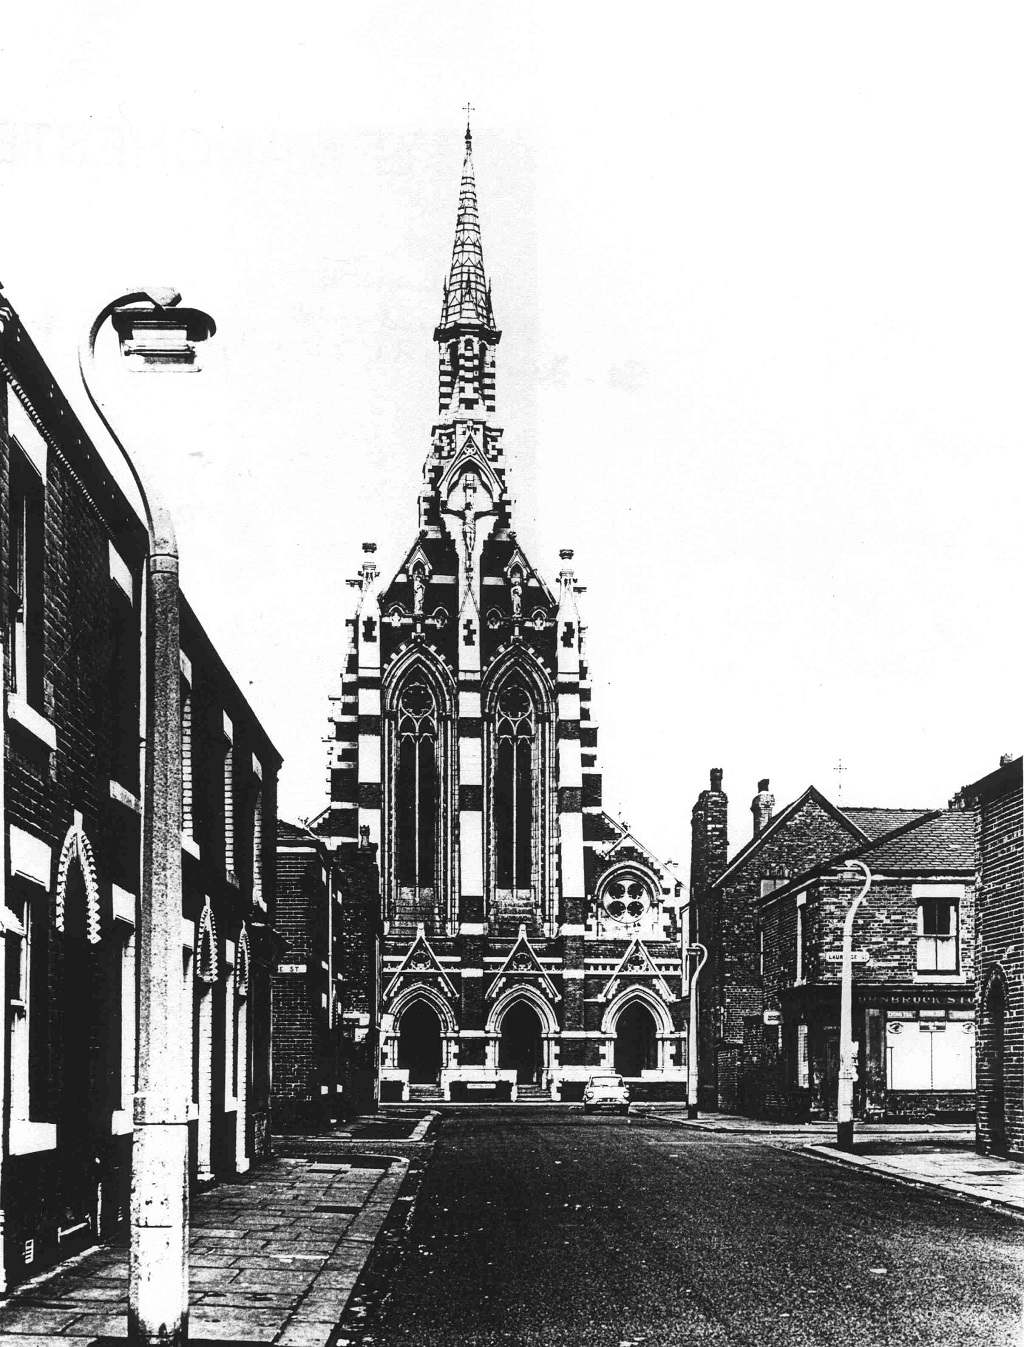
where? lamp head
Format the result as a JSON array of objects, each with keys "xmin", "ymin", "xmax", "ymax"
[{"xmin": 110, "ymin": 292, "xmax": 216, "ymax": 372}]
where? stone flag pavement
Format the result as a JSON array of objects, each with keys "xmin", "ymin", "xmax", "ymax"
[{"xmin": 0, "ymin": 1114, "xmax": 435, "ymax": 1345}]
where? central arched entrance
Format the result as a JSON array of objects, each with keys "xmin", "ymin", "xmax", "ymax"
[
  {"xmin": 397, "ymin": 1001, "xmax": 442, "ymax": 1084},
  {"xmin": 614, "ymin": 1002, "xmax": 657, "ymax": 1078},
  {"xmin": 498, "ymin": 1002, "xmax": 542, "ymax": 1084}
]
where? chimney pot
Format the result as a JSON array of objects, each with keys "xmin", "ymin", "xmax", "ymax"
[
  {"xmin": 710, "ymin": 768, "xmax": 724, "ymax": 792},
  {"xmin": 1000, "ymin": 753, "xmax": 1014, "ymax": 767}
]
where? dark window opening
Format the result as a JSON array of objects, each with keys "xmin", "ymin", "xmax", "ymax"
[
  {"xmin": 495, "ymin": 683, "xmax": 534, "ymax": 890},
  {"xmin": 396, "ymin": 680, "xmax": 438, "ymax": 888}
]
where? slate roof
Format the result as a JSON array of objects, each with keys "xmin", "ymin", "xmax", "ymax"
[
  {"xmin": 857, "ymin": 810, "xmax": 974, "ymax": 871},
  {"xmin": 842, "ymin": 807, "xmax": 932, "ymax": 838},
  {"xmin": 277, "ymin": 819, "xmax": 317, "ymax": 845}
]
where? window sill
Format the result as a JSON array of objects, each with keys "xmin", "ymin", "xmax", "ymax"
[
  {"xmin": 6, "ymin": 695, "xmax": 56, "ymax": 751},
  {"xmin": 182, "ymin": 833, "xmax": 201, "ymax": 861},
  {"xmin": 111, "ymin": 1109, "xmax": 133, "ymax": 1136},
  {"xmin": 912, "ymin": 972, "xmax": 967, "ymax": 984},
  {"xmin": 9, "ymin": 1120, "xmax": 57, "ymax": 1155}
]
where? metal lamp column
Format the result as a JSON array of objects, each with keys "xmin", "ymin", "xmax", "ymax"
[
  {"xmin": 79, "ymin": 290, "xmax": 215, "ymax": 1345},
  {"xmin": 838, "ymin": 859, "xmax": 872, "ymax": 1153}
]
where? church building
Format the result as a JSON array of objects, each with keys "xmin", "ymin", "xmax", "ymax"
[{"xmin": 314, "ymin": 127, "xmax": 687, "ymax": 1102}]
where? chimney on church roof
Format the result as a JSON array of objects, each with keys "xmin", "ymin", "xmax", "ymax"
[{"xmin": 751, "ymin": 779, "xmax": 774, "ymax": 838}]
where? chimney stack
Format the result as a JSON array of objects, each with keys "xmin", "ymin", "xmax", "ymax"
[
  {"xmin": 1000, "ymin": 753, "xmax": 1015, "ymax": 767},
  {"xmin": 751, "ymin": 778, "xmax": 775, "ymax": 838}
]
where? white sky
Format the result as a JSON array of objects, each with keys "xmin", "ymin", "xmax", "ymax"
[{"xmin": 1, "ymin": 3, "xmax": 1020, "ymax": 873}]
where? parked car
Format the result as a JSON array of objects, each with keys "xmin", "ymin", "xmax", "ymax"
[{"xmin": 583, "ymin": 1073, "xmax": 630, "ymax": 1115}]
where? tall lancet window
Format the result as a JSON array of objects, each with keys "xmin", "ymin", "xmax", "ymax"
[
  {"xmin": 396, "ymin": 680, "xmax": 437, "ymax": 887},
  {"xmin": 495, "ymin": 684, "xmax": 534, "ymax": 890}
]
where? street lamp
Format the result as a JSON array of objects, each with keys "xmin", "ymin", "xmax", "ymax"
[
  {"xmin": 686, "ymin": 943, "xmax": 708, "ymax": 1120},
  {"xmin": 79, "ymin": 289, "xmax": 215, "ymax": 1347},
  {"xmin": 837, "ymin": 858, "xmax": 872, "ymax": 1153}
]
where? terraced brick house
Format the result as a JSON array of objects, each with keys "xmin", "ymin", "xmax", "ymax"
[
  {"xmin": 0, "ymin": 288, "xmax": 280, "ymax": 1287},
  {"xmin": 691, "ymin": 773, "xmax": 977, "ymax": 1120}
]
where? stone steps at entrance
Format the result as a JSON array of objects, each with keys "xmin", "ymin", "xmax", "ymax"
[{"xmin": 408, "ymin": 1084, "xmax": 445, "ymax": 1102}]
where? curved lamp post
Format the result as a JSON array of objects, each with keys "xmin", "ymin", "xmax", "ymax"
[
  {"xmin": 79, "ymin": 290, "xmax": 215, "ymax": 1346},
  {"xmin": 837, "ymin": 858, "xmax": 872, "ymax": 1153},
  {"xmin": 686, "ymin": 943, "xmax": 708, "ymax": 1120}
]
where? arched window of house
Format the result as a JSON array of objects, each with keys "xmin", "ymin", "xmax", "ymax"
[
  {"xmin": 396, "ymin": 679, "xmax": 437, "ymax": 887},
  {"xmin": 494, "ymin": 682, "xmax": 534, "ymax": 891}
]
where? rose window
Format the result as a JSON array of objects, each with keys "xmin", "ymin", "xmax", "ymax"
[{"xmin": 601, "ymin": 876, "xmax": 652, "ymax": 925}]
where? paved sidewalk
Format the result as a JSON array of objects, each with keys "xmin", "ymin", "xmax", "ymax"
[
  {"xmin": 639, "ymin": 1106, "xmax": 972, "ymax": 1137},
  {"xmin": 0, "ymin": 1116, "xmax": 435, "ymax": 1345},
  {"xmin": 804, "ymin": 1139, "xmax": 1024, "ymax": 1216}
]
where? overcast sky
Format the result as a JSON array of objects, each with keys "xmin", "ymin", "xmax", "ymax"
[{"xmin": 1, "ymin": 3, "xmax": 1020, "ymax": 873}]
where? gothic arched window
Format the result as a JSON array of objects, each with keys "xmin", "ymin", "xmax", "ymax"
[
  {"xmin": 494, "ymin": 683, "xmax": 534, "ymax": 891},
  {"xmin": 396, "ymin": 680, "xmax": 437, "ymax": 887}
]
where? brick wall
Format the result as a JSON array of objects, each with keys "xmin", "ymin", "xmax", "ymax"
[{"xmin": 955, "ymin": 759, "xmax": 1023, "ymax": 1157}]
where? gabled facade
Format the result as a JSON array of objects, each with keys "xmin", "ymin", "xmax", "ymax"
[
  {"xmin": 691, "ymin": 768, "xmax": 977, "ymax": 1120},
  {"xmin": 0, "ymin": 289, "xmax": 280, "ymax": 1287},
  {"xmin": 316, "ymin": 128, "xmax": 687, "ymax": 1101},
  {"xmin": 756, "ymin": 810, "xmax": 976, "ymax": 1121}
]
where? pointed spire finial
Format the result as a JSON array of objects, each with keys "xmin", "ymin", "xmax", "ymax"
[{"xmin": 436, "ymin": 112, "xmax": 495, "ymax": 335}]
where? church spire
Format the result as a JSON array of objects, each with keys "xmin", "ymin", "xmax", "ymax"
[
  {"xmin": 436, "ymin": 120, "xmax": 497, "ymax": 335},
  {"xmin": 434, "ymin": 121, "xmax": 501, "ymax": 417}
]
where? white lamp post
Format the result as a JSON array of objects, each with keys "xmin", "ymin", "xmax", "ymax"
[
  {"xmin": 686, "ymin": 943, "xmax": 708, "ymax": 1120},
  {"xmin": 837, "ymin": 859, "xmax": 872, "ymax": 1152},
  {"xmin": 79, "ymin": 290, "xmax": 215, "ymax": 1346}
]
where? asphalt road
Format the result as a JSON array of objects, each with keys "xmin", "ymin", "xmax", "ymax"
[{"xmin": 355, "ymin": 1107, "xmax": 1023, "ymax": 1347}]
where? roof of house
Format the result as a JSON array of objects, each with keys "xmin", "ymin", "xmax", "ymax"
[
  {"xmin": 856, "ymin": 810, "xmax": 974, "ymax": 871},
  {"xmin": 277, "ymin": 819, "xmax": 318, "ymax": 846},
  {"xmin": 715, "ymin": 785, "xmax": 870, "ymax": 886},
  {"xmin": 842, "ymin": 807, "xmax": 932, "ymax": 838}
]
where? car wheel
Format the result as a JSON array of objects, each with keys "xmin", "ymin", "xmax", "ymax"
[{"xmin": 583, "ymin": 1104, "xmax": 591, "ymax": 1115}]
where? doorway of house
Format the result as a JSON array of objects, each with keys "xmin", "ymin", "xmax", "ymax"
[
  {"xmin": 613, "ymin": 1003, "xmax": 657, "ymax": 1077},
  {"xmin": 397, "ymin": 1002, "xmax": 443, "ymax": 1084},
  {"xmin": 498, "ymin": 1003, "xmax": 542, "ymax": 1084}
]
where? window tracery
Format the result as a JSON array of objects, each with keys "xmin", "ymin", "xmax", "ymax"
[
  {"xmin": 494, "ymin": 683, "xmax": 534, "ymax": 892},
  {"xmin": 396, "ymin": 679, "xmax": 438, "ymax": 888}
]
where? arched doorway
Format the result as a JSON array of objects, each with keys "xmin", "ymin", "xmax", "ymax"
[
  {"xmin": 614, "ymin": 1002, "xmax": 657, "ymax": 1078},
  {"xmin": 983, "ymin": 974, "xmax": 1007, "ymax": 1155},
  {"xmin": 498, "ymin": 1002, "xmax": 542, "ymax": 1084},
  {"xmin": 397, "ymin": 1002, "xmax": 442, "ymax": 1084}
]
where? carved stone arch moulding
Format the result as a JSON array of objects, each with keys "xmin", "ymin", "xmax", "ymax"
[
  {"xmin": 601, "ymin": 984, "xmax": 675, "ymax": 1038},
  {"xmin": 486, "ymin": 982, "xmax": 560, "ymax": 1037},
  {"xmin": 54, "ymin": 821, "xmax": 102, "ymax": 945},
  {"xmin": 387, "ymin": 982, "xmax": 459, "ymax": 1035},
  {"xmin": 197, "ymin": 901, "xmax": 219, "ymax": 984},
  {"xmin": 236, "ymin": 926, "xmax": 251, "ymax": 998}
]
